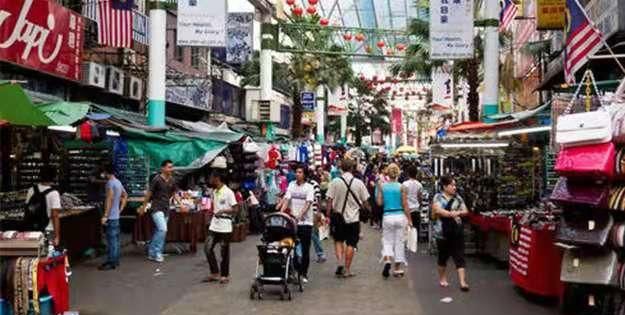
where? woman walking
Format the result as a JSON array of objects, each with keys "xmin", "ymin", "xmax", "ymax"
[
  {"xmin": 431, "ymin": 175, "xmax": 470, "ymax": 291},
  {"xmin": 376, "ymin": 164, "xmax": 413, "ymax": 278}
]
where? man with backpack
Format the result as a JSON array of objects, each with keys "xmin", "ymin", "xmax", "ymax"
[
  {"xmin": 326, "ymin": 159, "xmax": 370, "ymax": 278},
  {"xmin": 25, "ymin": 166, "xmax": 62, "ymax": 247}
]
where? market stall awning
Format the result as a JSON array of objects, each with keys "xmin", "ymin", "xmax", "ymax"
[
  {"xmin": 395, "ymin": 145, "xmax": 417, "ymax": 154},
  {"xmin": 37, "ymin": 102, "xmax": 91, "ymax": 126},
  {"xmin": 448, "ymin": 120, "xmax": 518, "ymax": 132},
  {"xmin": 0, "ymin": 83, "xmax": 54, "ymax": 126},
  {"xmin": 486, "ymin": 102, "xmax": 551, "ymax": 122}
]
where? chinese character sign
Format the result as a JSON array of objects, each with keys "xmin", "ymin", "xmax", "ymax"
[
  {"xmin": 432, "ymin": 64, "xmax": 454, "ymax": 108},
  {"xmin": 430, "ymin": 0, "xmax": 474, "ymax": 60},
  {"xmin": 0, "ymin": 0, "xmax": 84, "ymax": 81},
  {"xmin": 536, "ymin": 0, "xmax": 565, "ymax": 30}
]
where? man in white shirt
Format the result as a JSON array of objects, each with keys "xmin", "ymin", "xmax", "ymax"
[
  {"xmin": 402, "ymin": 165, "xmax": 423, "ymax": 234},
  {"xmin": 25, "ymin": 166, "xmax": 62, "ymax": 246},
  {"xmin": 204, "ymin": 170, "xmax": 238, "ymax": 284},
  {"xmin": 281, "ymin": 165, "xmax": 315, "ymax": 283},
  {"xmin": 326, "ymin": 159, "xmax": 370, "ymax": 278}
]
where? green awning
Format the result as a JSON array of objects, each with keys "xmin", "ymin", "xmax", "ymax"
[
  {"xmin": 0, "ymin": 83, "xmax": 54, "ymax": 126},
  {"xmin": 37, "ymin": 102, "xmax": 91, "ymax": 126}
]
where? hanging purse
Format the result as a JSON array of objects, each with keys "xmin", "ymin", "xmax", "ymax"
[
  {"xmin": 561, "ymin": 283, "xmax": 622, "ymax": 315},
  {"xmin": 561, "ymin": 249, "xmax": 619, "ymax": 286},
  {"xmin": 550, "ymin": 177, "xmax": 609, "ymax": 208},
  {"xmin": 611, "ymin": 222, "xmax": 625, "ymax": 249},
  {"xmin": 555, "ymin": 142, "xmax": 616, "ymax": 180},
  {"xmin": 608, "ymin": 185, "xmax": 625, "ymax": 211},
  {"xmin": 555, "ymin": 210, "xmax": 613, "ymax": 247},
  {"xmin": 556, "ymin": 70, "xmax": 612, "ymax": 148}
]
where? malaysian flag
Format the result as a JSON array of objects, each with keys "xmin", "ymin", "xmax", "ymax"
[
  {"xmin": 82, "ymin": 1, "xmax": 133, "ymax": 48},
  {"xmin": 499, "ymin": 0, "xmax": 518, "ymax": 32},
  {"xmin": 564, "ymin": 0, "xmax": 603, "ymax": 83}
]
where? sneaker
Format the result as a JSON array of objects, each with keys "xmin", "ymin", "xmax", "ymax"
[
  {"xmin": 382, "ymin": 263, "xmax": 391, "ymax": 279},
  {"xmin": 317, "ymin": 255, "xmax": 327, "ymax": 263},
  {"xmin": 148, "ymin": 255, "xmax": 164, "ymax": 263},
  {"xmin": 98, "ymin": 263, "xmax": 116, "ymax": 271},
  {"xmin": 302, "ymin": 277, "xmax": 309, "ymax": 284},
  {"xmin": 335, "ymin": 266, "xmax": 345, "ymax": 277}
]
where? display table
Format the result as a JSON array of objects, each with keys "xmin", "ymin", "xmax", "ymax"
[
  {"xmin": 468, "ymin": 213, "xmax": 512, "ymax": 262},
  {"xmin": 59, "ymin": 207, "xmax": 100, "ymax": 259},
  {"xmin": 509, "ymin": 223, "xmax": 563, "ymax": 297},
  {"xmin": 133, "ymin": 211, "xmax": 209, "ymax": 253}
]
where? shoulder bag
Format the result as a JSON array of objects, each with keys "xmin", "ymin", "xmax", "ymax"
[
  {"xmin": 330, "ymin": 178, "xmax": 354, "ymax": 236},
  {"xmin": 561, "ymin": 249, "xmax": 619, "ymax": 286},
  {"xmin": 555, "ymin": 209, "xmax": 613, "ymax": 247},
  {"xmin": 440, "ymin": 197, "xmax": 463, "ymax": 239},
  {"xmin": 550, "ymin": 177, "xmax": 609, "ymax": 208},
  {"xmin": 554, "ymin": 142, "xmax": 616, "ymax": 180}
]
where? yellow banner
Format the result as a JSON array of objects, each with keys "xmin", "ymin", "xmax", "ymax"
[{"xmin": 536, "ymin": 0, "xmax": 566, "ymax": 30}]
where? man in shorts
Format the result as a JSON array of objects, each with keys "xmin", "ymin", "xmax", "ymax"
[{"xmin": 326, "ymin": 159, "xmax": 370, "ymax": 278}]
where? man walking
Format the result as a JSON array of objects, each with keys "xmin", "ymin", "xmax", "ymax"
[
  {"xmin": 99, "ymin": 164, "xmax": 128, "ymax": 270},
  {"xmin": 204, "ymin": 170, "xmax": 238, "ymax": 284},
  {"xmin": 281, "ymin": 165, "xmax": 315, "ymax": 283},
  {"xmin": 139, "ymin": 160, "xmax": 184, "ymax": 263},
  {"xmin": 326, "ymin": 159, "xmax": 370, "ymax": 278}
]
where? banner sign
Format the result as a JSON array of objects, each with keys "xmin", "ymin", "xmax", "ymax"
[
  {"xmin": 226, "ymin": 13, "xmax": 254, "ymax": 64},
  {"xmin": 166, "ymin": 78, "xmax": 212, "ymax": 110},
  {"xmin": 430, "ymin": 0, "xmax": 474, "ymax": 60},
  {"xmin": 431, "ymin": 64, "xmax": 454, "ymax": 109},
  {"xmin": 0, "ymin": 0, "xmax": 84, "ymax": 81},
  {"xmin": 392, "ymin": 108, "xmax": 403, "ymax": 134},
  {"xmin": 301, "ymin": 91, "xmax": 316, "ymax": 112},
  {"xmin": 536, "ymin": 0, "xmax": 565, "ymax": 30},
  {"xmin": 177, "ymin": 0, "xmax": 226, "ymax": 47}
]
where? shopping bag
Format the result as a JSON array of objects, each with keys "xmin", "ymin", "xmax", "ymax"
[{"xmin": 406, "ymin": 227, "xmax": 418, "ymax": 253}]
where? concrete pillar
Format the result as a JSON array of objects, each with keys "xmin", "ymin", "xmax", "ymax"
[
  {"xmin": 482, "ymin": 0, "xmax": 500, "ymax": 121},
  {"xmin": 147, "ymin": 7, "xmax": 167, "ymax": 126}
]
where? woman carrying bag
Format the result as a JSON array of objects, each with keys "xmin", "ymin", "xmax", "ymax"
[
  {"xmin": 431, "ymin": 175, "xmax": 470, "ymax": 292},
  {"xmin": 376, "ymin": 164, "xmax": 413, "ymax": 279}
]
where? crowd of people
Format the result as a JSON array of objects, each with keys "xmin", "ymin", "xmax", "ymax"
[{"xmin": 35, "ymin": 152, "xmax": 471, "ymax": 292}]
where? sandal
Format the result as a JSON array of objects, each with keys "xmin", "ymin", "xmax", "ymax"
[
  {"xmin": 460, "ymin": 285, "xmax": 470, "ymax": 292},
  {"xmin": 219, "ymin": 277, "xmax": 230, "ymax": 284},
  {"xmin": 202, "ymin": 275, "xmax": 220, "ymax": 283},
  {"xmin": 439, "ymin": 281, "xmax": 449, "ymax": 288},
  {"xmin": 344, "ymin": 272, "xmax": 357, "ymax": 278},
  {"xmin": 392, "ymin": 270, "xmax": 405, "ymax": 278}
]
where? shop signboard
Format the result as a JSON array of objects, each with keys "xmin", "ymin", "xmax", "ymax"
[
  {"xmin": 177, "ymin": 0, "xmax": 226, "ymax": 47},
  {"xmin": 430, "ymin": 0, "xmax": 474, "ymax": 60},
  {"xmin": 301, "ymin": 91, "xmax": 316, "ymax": 112},
  {"xmin": 226, "ymin": 13, "xmax": 254, "ymax": 64},
  {"xmin": 431, "ymin": 65, "xmax": 453, "ymax": 109},
  {"xmin": 0, "ymin": 0, "xmax": 84, "ymax": 81},
  {"xmin": 536, "ymin": 0, "xmax": 565, "ymax": 30}
]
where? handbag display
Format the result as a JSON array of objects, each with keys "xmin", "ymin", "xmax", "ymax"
[
  {"xmin": 610, "ymin": 222, "xmax": 625, "ymax": 248},
  {"xmin": 556, "ymin": 110, "xmax": 612, "ymax": 147},
  {"xmin": 550, "ymin": 177, "xmax": 609, "ymax": 208},
  {"xmin": 561, "ymin": 283, "xmax": 622, "ymax": 315},
  {"xmin": 608, "ymin": 185, "xmax": 625, "ymax": 211},
  {"xmin": 611, "ymin": 104, "xmax": 625, "ymax": 144},
  {"xmin": 555, "ymin": 210, "xmax": 613, "ymax": 247},
  {"xmin": 555, "ymin": 142, "xmax": 616, "ymax": 180},
  {"xmin": 561, "ymin": 249, "xmax": 619, "ymax": 286}
]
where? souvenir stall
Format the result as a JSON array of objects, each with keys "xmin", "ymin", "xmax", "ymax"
[{"xmin": 550, "ymin": 72, "xmax": 625, "ymax": 313}]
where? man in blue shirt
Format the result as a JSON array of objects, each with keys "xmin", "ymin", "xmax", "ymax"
[{"xmin": 99, "ymin": 164, "xmax": 128, "ymax": 271}]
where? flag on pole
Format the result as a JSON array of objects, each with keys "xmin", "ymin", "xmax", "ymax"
[
  {"xmin": 96, "ymin": 0, "xmax": 133, "ymax": 48},
  {"xmin": 564, "ymin": 0, "xmax": 603, "ymax": 83},
  {"xmin": 499, "ymin": 0, "xmax": 518, "ymax": 32}
]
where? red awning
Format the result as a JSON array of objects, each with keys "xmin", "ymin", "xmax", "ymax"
[{"xmin": 448, "ymin": 120, "xmax": 518, "ymax": 132}]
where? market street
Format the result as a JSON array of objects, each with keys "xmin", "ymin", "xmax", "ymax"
[{"xmin": 70, "ymin": 226, "xmax": 558, "ymax": 315}]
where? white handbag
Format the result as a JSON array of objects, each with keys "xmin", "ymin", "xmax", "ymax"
[
  {"xmin": 556, "ymin": 70, "xmax": 612, "ymax": 147},
  {"xmin": 242, "ymin": 137, "xmax": 260, "ymax": 153}
]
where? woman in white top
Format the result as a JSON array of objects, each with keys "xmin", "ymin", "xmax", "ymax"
[{"xmin": 401, "ymin": 165, "xmax": 423, "ymax": 234}]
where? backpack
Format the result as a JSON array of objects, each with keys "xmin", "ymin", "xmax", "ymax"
[{"xmin": 24, "ymin": 185, "xmax": 55, "ymax": 232}]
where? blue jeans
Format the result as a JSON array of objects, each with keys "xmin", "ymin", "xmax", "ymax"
[
  {"xmin": 105, "ymin": 219, "xmax": 121, "ymax": 266},
  {"xmin": 312, "ymin": 227, "xmax": 324, "ymax": 257},
  {"xmin": 148, "ymin": 211, "xmax": 168, "ymax": 258}
]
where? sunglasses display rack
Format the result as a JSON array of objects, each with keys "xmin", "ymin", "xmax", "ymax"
[
  {"xmin": 114, "ymin": 153, "xmax": 150, "ymax": 197},
  {"xmin": 16, "ymin": 153, "xmax": 62, "ymax": 190},
  {"xmin": 543, "ymin": 150, "xmax": 558, "ymax": 197},
  {"xmin": 0, "ymin": 190, "xmax": 28, "ymax": 221},
  {"xmin": 65, "ymin": 147, "xmax": 111, "ymax": 199}
]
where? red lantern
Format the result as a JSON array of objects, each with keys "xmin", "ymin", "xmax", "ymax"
[
  {"xmin": 377, "ymin": 41, "xmax": 385, "ymax": 48},
  {"xmin": 396, "ymin": 43, "xmax": 406, "ymax": 51},
  {"xmin": 286, "ymin": 0, "xmax": 295, "ymax": 5},
  {"xmin": 343, "ymin": 33, "xmax": 353, "ymax": 41},
  {"xmin": 359, "ymin": 74, "xmax": 366, "ymax": 81},
  {"xmin": 307, "ymin": 6, "xmax": 317, "ymax": 15},
  {"xmin": 308, "ymin": 0, "xmax": 318, "ymax": 5},
  {"xmin": 355, "ymin": 33, "xmax": 365, "ymax": 42},
  {"xmin": 292, "ymin": 6, "xmax": 303, "ymax": 16},
  {"xmin": 319, "ymin": 18, "xmax": 329, "ymax": 26}
]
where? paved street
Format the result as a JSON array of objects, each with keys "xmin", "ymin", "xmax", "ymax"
[{"xmin": 70, "ymin": 226, "xmax": 559, "ymax": 315}]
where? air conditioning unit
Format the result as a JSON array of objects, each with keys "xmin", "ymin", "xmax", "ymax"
[
  {"xmin": 106, "ymin": 66, "xmax": 124, "ymax": 95},
  {"xmin": 258, "ymin": 100, "xmax": 271, "ymax": 121},
  {"xmin": 81, "ymin": 62, "xmax": 105, "ymax": 88},
  {"xmin": 126, "ymin": 76, "xmax": 143, "ymax": 100}
]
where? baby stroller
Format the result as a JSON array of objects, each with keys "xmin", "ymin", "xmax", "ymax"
[{"xmin": 250, "ymin": 212, "xmax": 304, "ymax": 300}]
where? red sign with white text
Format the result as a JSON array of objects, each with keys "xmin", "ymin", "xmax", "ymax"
[{"xmin": 0, "ymin": 0, "xmax": 84, "ymax": 81}]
